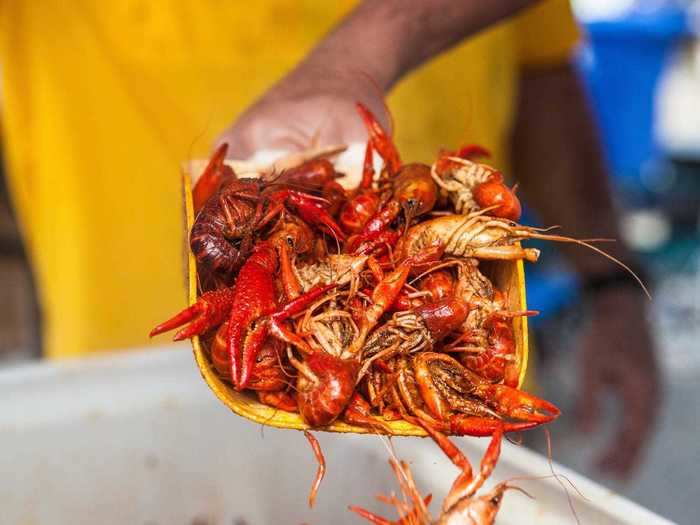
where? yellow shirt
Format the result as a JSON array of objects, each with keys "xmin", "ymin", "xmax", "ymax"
[{"xmin": 0, "ymin": 1, "xmax": 579, "ymax": 359}]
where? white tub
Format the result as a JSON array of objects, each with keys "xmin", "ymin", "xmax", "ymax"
[{"xmin": 0, "ymin": 347, "xmax": 675, "ymax": 525}]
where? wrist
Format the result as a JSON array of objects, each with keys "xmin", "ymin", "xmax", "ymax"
[
  {"xmin": 581, "ymin": 265, "xmax": 650, "ymax": 296},
  {"xmin": 580, "ymin": 264, "xmax": 653, "ymax": 313}
]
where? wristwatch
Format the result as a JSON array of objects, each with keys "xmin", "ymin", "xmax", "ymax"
[{"xmin": 581, "ymin": 264, "xmax": 652, "ymax": 298}]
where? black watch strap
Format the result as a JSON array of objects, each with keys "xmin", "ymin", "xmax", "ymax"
[{"xmin": 581, "ymin": 265, "xmax": 651, "ymax": 297}]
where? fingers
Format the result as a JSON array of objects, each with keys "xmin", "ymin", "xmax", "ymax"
[{"xmin": 597, "ymin": 361, "xmax": 660, "ymax": 479}]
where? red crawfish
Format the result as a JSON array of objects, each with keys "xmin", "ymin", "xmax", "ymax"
[
  {"xmin": 190, "ymin": 181, "xmax": 344, "ymax": 277},
  {"xmin": 340, "ymin": 139, "xmax": 384, "ymax": 235},
  {"xmin": 346, "ymin": 164, "xmax": 439, "ymax": 256},
  {"xmin": 396, "ymin": 212, "xmax": 650, "ymax": 297},
  {"xmin": 432, "ymin": 152, "xmax": 522, "ymax": 222},
  {"xmin": 189, "ymin": 147, "xmax": 346, "ymax": 278},
  {"xmin": 350, "ymin": 421, "xmax": 526, "ymax": 525},
  {"xmin": 407, "ymin": 352, "xmax": 559, "ymax": 437}
]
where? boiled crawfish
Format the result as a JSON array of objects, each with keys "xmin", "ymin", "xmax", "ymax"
[
  {"xmin": 432, "ymin": 153, "xmax": 521, "ymax": 221},
  {"xmin": 350, "ymin": 421, "xmax": 524, "ymax": 525},
  {"xmin": 190, "ymin": 156, "xmax": 345, "ymax": 278}
]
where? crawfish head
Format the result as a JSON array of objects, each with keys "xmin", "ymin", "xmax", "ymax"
[
  {"xmin": 296, "ymin": 352, "xmax": 360, "ymax": 427},
  {"xmin": 190, "ymin": 178, "xmax": 261, "ymax": 276},
  {"xmin": 267, "ymin": 214, "xmax": 314, "ymax": 254},
  {"xmin": 392, "ymin": 163, "xmax": 438, "ymax": 218},
  {"xmin": 438, "ymin": 483, "xmax": 510, "ymax": 525}
]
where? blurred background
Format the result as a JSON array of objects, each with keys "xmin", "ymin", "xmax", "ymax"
[
  {"xmin": 0, "ymin": 1, "xmax": 699, "ymax": 524},
  {"xmin": 525, "ymin": 1, "xmax": 700, "ymax": 524}
]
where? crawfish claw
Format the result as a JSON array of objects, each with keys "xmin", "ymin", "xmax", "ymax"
[
  {"xmin": 478, "ymin": 384, "xmax": 561, "ymax": 424},
  {"xmin": 149, "ymin": 287, "xmax": 234, "ymax": 340},
  {"xmin": 449, "ymin": 415, "xmax": 541, "ymax": 437}
]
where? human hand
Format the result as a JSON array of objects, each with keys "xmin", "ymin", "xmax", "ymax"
[
  {"xmin": 575, "ymin": 287, "xmax": 661, "ymax": 479},
  {"xmin": 215, "ymin": 0, "xmax": 538, "ymax": 160},
  {"xmin": 216, "ymin": 63, "xmax": 390, "ymax": 160}
]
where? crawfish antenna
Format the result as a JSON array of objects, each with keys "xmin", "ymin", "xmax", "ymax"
[{"xmin": 528, "ymin": 233, "xmax": 652, "ymax": 300}]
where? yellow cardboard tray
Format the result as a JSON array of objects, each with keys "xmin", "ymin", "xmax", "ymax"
[{"xmin": 183, "ymin": 155, "xmax": 529, "ymax": 436}]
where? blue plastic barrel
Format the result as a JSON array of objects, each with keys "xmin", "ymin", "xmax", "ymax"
[{"xmin": 578, "ymin": 10, "xmax": 688, "ymax": 185}]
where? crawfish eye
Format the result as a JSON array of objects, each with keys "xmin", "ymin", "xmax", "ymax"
[{"xmin": 286, "ymin": 236, "xmax": 295, "ymax": 247}]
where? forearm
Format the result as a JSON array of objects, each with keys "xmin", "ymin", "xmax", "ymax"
[
  {"xmin": 300, "ymin": 0, "xmax": 538, "ymax": 91},
  {"xmin": 511, "ymin": 63, "xmax": 634, "ymax": 277}
]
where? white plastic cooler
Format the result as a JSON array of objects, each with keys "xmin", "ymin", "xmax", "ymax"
[{"xmin": 0, "ymin": 347, "xmax": 675, "ymax": 525}]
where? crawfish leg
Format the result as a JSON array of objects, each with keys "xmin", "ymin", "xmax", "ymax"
[
  {"xmin": 256, "ymin": 391, "xmax": 297, "ymax": 412},
  {"xmin": 278, "ymin": 241, "xmax": 302, "ymax": 301},
  {"xmin": 440, "ymin": 424, "xmax": 503, "ymax": 513},
  {"xmin": 192, "ymin": 142, "xmax": 230, "ymax": 213},
  {"xmin": 355, "ymin": 102, "xmax": 401, "ymax": 174},
  {"xmin": 348, "ymin": 506, "xmax": 393, "ymax": 525},
  {"xmin": 268, "ymin": 284, "xmax": 337, "ymax": 353},
  {"xmin": 414, "ymin": 418, "xmax": 476, "ymax": 513},
  {"xmin": 360, "ymin": 138, "xmax": 375, "ymax": 189},
  {"xmin": 467, "ymin": 245, "xmax": 540, "ymax": 263},
  {"xmin": 343, "ymin": 392, "xmax": 392, "ymax": 433},
  {"xmin": 304, "ymin": 430, "xmax": 326, "ymax": 508}
]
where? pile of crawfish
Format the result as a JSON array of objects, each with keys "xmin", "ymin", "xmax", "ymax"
[
  {"xmin": 151, "ymin": 103, "xmax": 643, "ymax": 519},
  {"xmin": 151, "ymin": 103, "xmax": 565, "ymax": 439}
]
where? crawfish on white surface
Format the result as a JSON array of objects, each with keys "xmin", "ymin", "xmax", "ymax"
[{"xmin": 350, "ymin": 422, "xmax": 527, "ymax": 525}]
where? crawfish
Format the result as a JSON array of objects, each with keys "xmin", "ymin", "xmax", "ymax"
[
  {"xmin": 190, "ymin": 173, "xmax": 345, "ymax": 278},
  {"xmin": 294, "ymin": 254, "xmax": 369, "ymax": 294},
  {"xmin": 396, "ymin": 352, "xmax": 559, "ymax": 437},
  {"xmin": 432, "ymin": 156, "xmax": 521, "ymax": 221},
  {"xmin": 350, "ymin": 421, "xmax": 522, "ymax": 525},
  {"xmin": 225, "ymin": 225, "xmax": 341, "ymax": 391},
  {"xmin": 190, "ymin": 177, "xmax": 261, "ymax": 277},
  {"xmin": 459, "ymin": 314, "xmax": 520, "ymax": 387},
  {"xmin": 396, "ymin": 212, "xmax": 649, "ymax": 295},
  {"xmin": 153, "ymin": 214, "xmax": 335, "ymax": 391},
  {"xmin": 275, "ymin": 158, "xmax": 347, "ymax": 216},
  {"xmin": 361, "ymin": 296, "xmax": 469, "ymax": 383},
  {"xmin": 444, "ymin": 260, "xmax": 535, "ymax": 387},
  {"xmin": 346, "ymin": 164, "xmax": 439, "ymax": 256}
]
